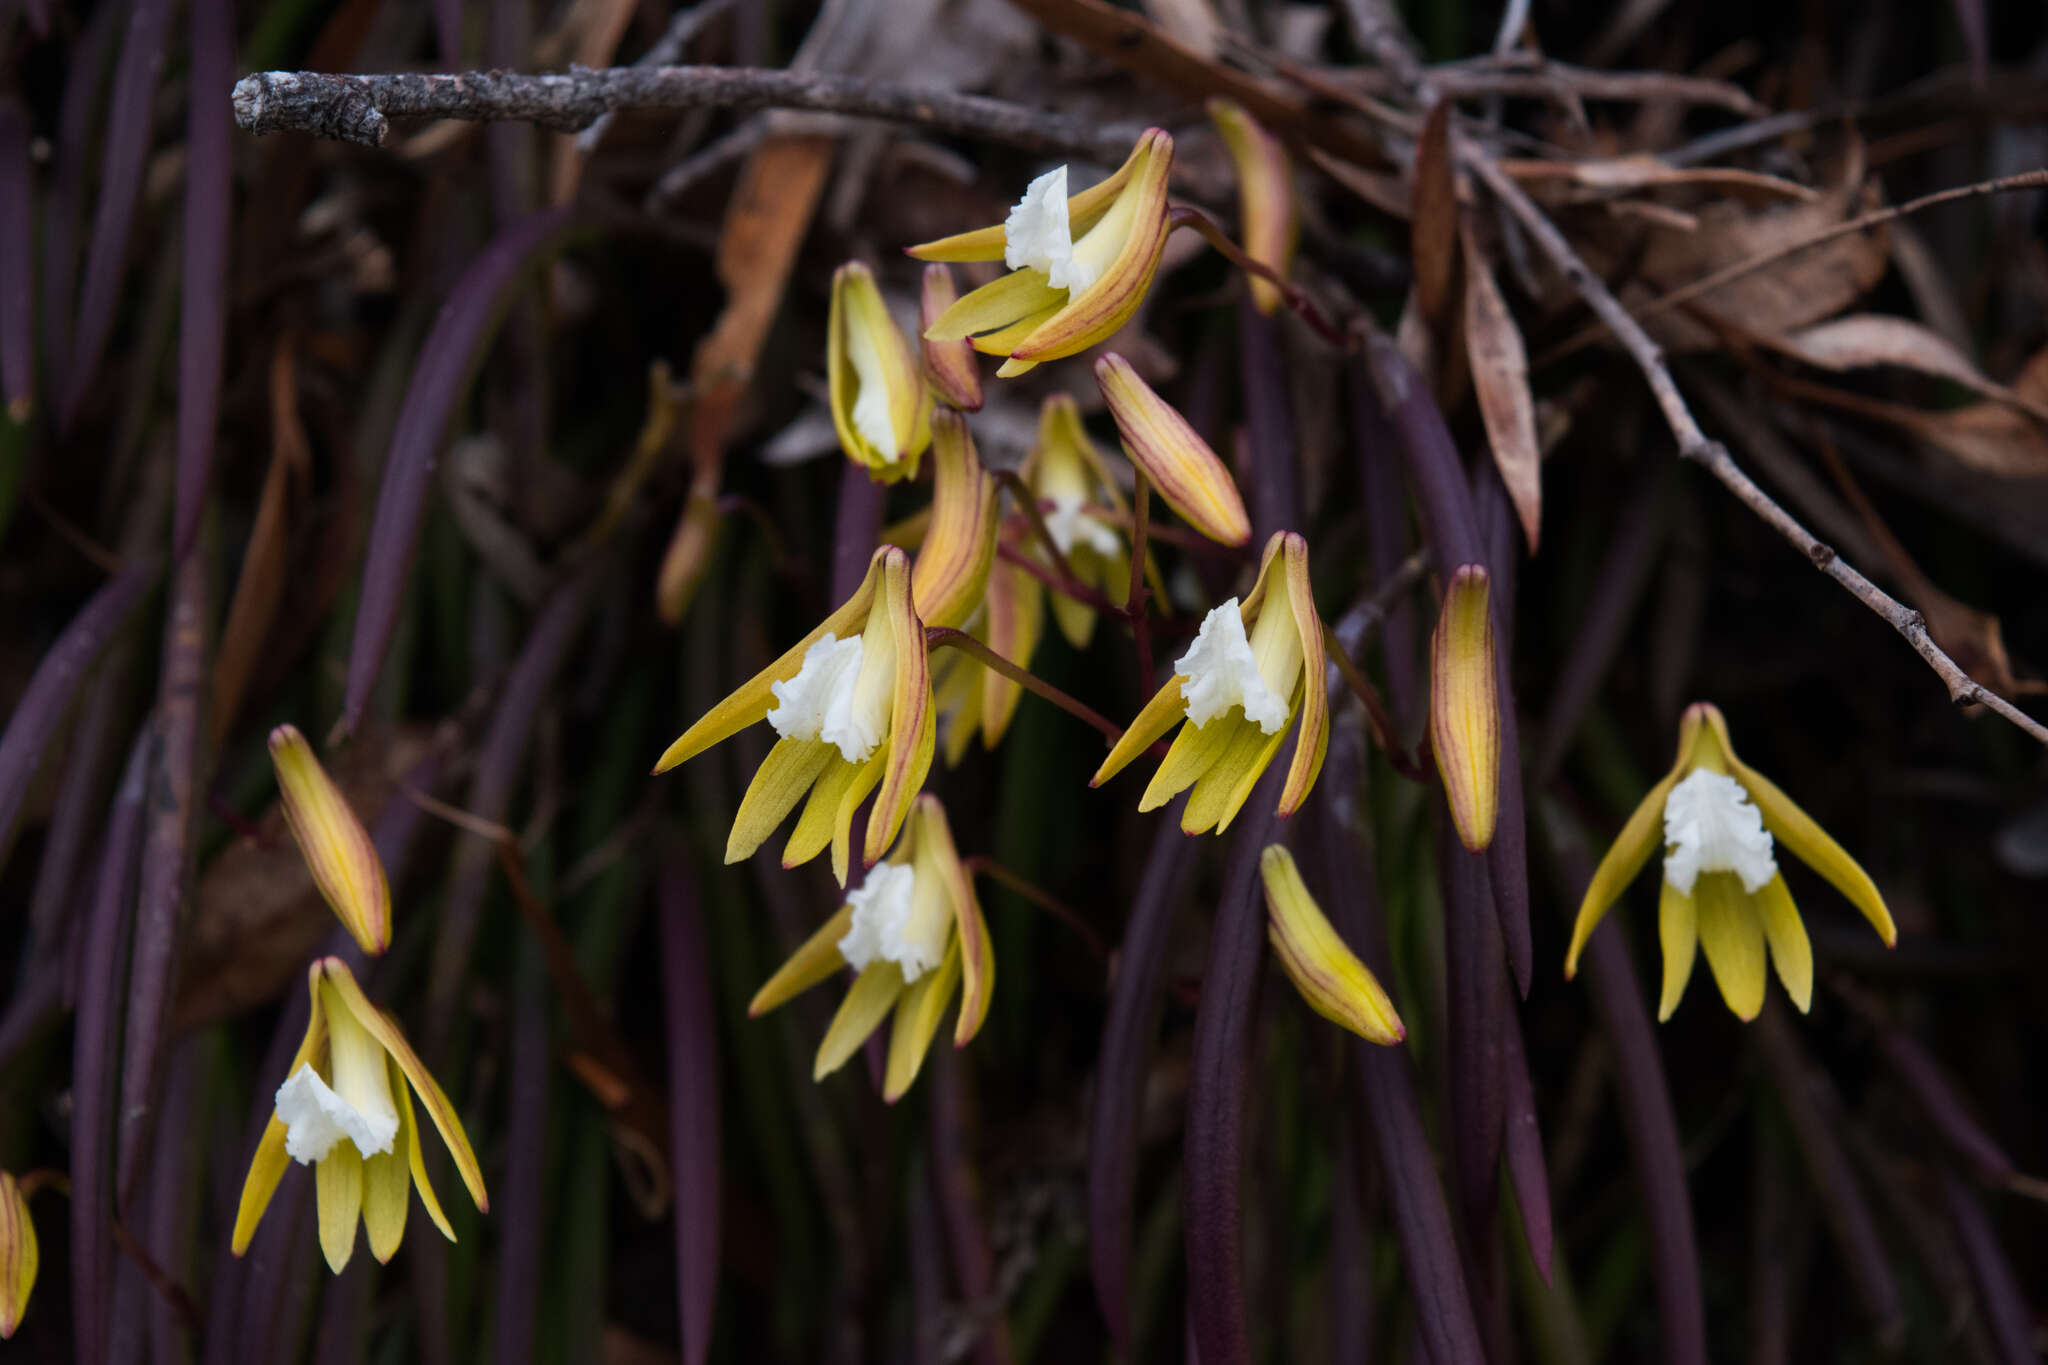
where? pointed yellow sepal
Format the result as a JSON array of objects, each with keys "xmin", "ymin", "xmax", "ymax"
[
  {"xmin": 914, "ymin": 130, "xmax": 1175, "ymax": 374},
  {"xmin": 1564, "ymin": 701, "xmax": 1893, "ymax": 1023},
  {"xmin": 910, "ymin": 411, "xmax": 999, "ymax": 631},
  {"xmin": 233, "ymin": 958, "xmax": 487, "ymax": 1273},
  {"xmin": 918, "ymin": 264, "xmax": 983, "ymax": 412},
  {"xmin": 828, "ymin": 261, "xmax": 932, "ymax": 483},
  {"xmin": 1260, "ymin": 845, "xmax": 1405, "ymax": 1044},
  {"xmin": 1095, "ymin": 353, "xmax": 1252, "ymax": 548},
  {"xmin": 0, "ymin": 1172, "xmax": 35, "ymax": 1340},
  {"xmin": 1428, "ymin": 566, "xmax": 1500, "ymax": 853},
  {"xmin": 269, "ymin": 724, "xmax": 392, "ymax": 956},
  {"xmin": 1207, "ymin": 99, "xmax": 1298, "ymax": 316}
]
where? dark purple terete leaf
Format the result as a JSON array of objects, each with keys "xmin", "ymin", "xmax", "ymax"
[
  {"xmin": 1939, "ymin": 1167, "xmax": 2037, "ymax": 1365},
  {"xmin": 1470, "ymin": 460, "xmax": 1532, "ymax": 998},
  {"xmin": 426, "ymin": 559, "xmax": 601, "ymax": 1049},
  {"xmin": 72, "ymin": 727, "xmax": 152, "ymax": 1365},
  {"xmin": 1751, "ymin": 1007, "xmax": 1906, "ymax": 1350},
  {"xmin": 143, "ymin": 1041, "xmax": 204, "ymax": 1362},
  {"xmin": 1238, "ymin": 300, "xmax": 1300, "ymax": 543},
  {"xmin": 1330, "ymin": 1107, "xmax": 1373, "ymax": 1363},
  {"xmin": 832, "ymin": 460, "xmax": 888, "ymax": 602},
  {"xmin": 1184, "ymin": 769, "xmax": 1283, "ymax": 1365},
  {"xmin": 0, "ymin": 966, "xmax": 61, "ymax": 1071},
  {"xmin": 1499, "ymin": 1002, "xmax": 1553, "ymax": 1282},
  {"xmin": 1442, "ymin": 815, "xmax": 1506, "ymax": 1251},
  {"xmin": 931, "ymin": 1047, "xmax": 1009, "ymax": 1365},
  {"xmin": 0, "ymin": 95, "xmax": 32, "ymax": 415},
  {"xmin": 0, "ymin": 556, "xmax": 158, "ymax": 874},
  {"xmin": 495, "ymin": 951, "xmax": 549, "ymax": 1365},
  {"xmin": 434, "ymin": 0, "xmax": 465, "ymax": 66},
  {"xmin": 172, "ymin": 0, "xmax": 236, "ymax": 556},
  {"xmin": 1532, "ymin": 468, "xmax": 1666, "ymax": 784},
  {"xmin": 1872, "ymin": 1021, "xmax": 2014, "ymax": 1186},
  {"xmin": 1089, "ymin": 807, "xmax": 1199, "ymax": 1351},
  {"xmin": 1308, "ymin": 799, "xmax": 1487, "ymax": 1364},
  {"xmin": 31, "ymin": 645, "xmax": 132, "ymax": 966},
  {"xmin": 61, "ymin": 0, "xmax": 176, "ymax": 431},
  {"xmin": 1542, "ymin": 804, "xmax": 1705, "ymax": 1365},
  {"xmin": 660, "ymin": 847, "xmax": 722, "ymax": 1365},
  {"xmin": 341, "ymin": 208, "xmax": 577, "ymax": 735},
  {"xmin": 910, "ymin": 1153, "xmax": 944, "ymax": 1365},
  {"xmin": 311, "ymin": 1255, "xmax": 371, "ymax": 1365},
  {"xmin": 118, "ymin": 547, "xmax": 208, "ymax": 1198},
  {"xmin": 41, "ymin": 2, "xmax": 122, "ymax": 397},
  {"xmin": 1349, "ymin": 357, "xmax": 1422, "ymax": 735}
]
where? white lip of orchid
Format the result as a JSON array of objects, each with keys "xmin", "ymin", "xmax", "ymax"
[
  {"xmin": 1662, "ymin": 768, "xmax": 1777, "ymax": 894},
  {"xmin": 846, "ymin": 322, "xmax": 901, "ymax": 462},
  {"xmin": 767, "ymin": 633, "xmax": 888, "ymax": 763},
  {"xmin": 838, "ymin": 861, "xmax": 947, "ymax": 982},
  {"xmin": 275, "ymin": 1063, "xmax": 399, "ymax": 1164},
  {"xmin": 1043, "ymin": 494, "xmax": 1120, "ymax": 557},
  {"xmin": 1176, "ymin": 599, "xmax": 1290, "ymax": 733},
  {"xmin": 1004, "ymin": 166, "xmax": 1086, "ymax": 291}
]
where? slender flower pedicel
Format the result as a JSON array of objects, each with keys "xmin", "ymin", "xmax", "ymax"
[
  {"xmin": 268, "ymin": 724, "xmax": 392, "ymax": 955},
  {"xmin": 748, "ymin": 795, "xmax": 994, "ymax": 1100},
  {"xmin": 1092, "ymin": 532, "xmax": 1328, "ymax": 834},
  {"xmin": 912, "ymin": 130, "xmax": 1174, "ymax": 377},
  {"xmin": 829, "ymin": 261, "xmax": 933, "ymax": 482},
  {"xmin": 234, "ymin": 958, "xmax": 488, "ymax": 1273},
  {"xmin": 1563, "ymin": 703, "xmax": 1898, "ymax": 1020},
  {"xmin": 0, "ymin": 1171, "xmax": 33, "ymax": 1340},
  {"xmin": 654, "ymin": 545, "xmax": 935, "ymax": 885}
]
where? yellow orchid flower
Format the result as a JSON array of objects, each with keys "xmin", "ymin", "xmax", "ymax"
[
  {"xmin": 1259, "ymin": 846, "xmax": 1404, "ymax": 1045},
  {"xmin": 912, "ymin": 129, "xmax": 1174, "ymax": 378},
  {"xmin": 233, "ymin": 957, "xmax": 488, "ymax": 1274},
  {"xmin": 932, "ymin": 557, "xmax": 1044, "ymax": 767},
  {"xmin": 1428, "ymin": 566, "xmax": 1500, "ymax": 853},
  {"xmin": 748, "ymin": 795, "xmax": 994, "ymax": 1101},
  {"xmin": 1206, "ymin": 99, "xmax": 1297, "ymax": 317},
  {"xmin": 829, "ymin": 261, "xmax": 933, "ymax": 483},
  {"xmin": 909, "ymin": 410, "xmax": 999, "ymax": 632},
  {"xmin": 1091, "ymin": 532, "xmax": 1328, "ymax": 834},
  {"xmin": 1563, "ymin": 702, "xmax": 1897, "ymax": 1021},
  {"xmin": 1095, "ymin": 353, "xmax": 1252, "ymax": 548},
  {"xmin": 0, "ymin": 1171, "xmax": 35, "ymax": 1340},
  {"xmin": 654, "ymin": 545, "xmax": 935, "ymax": 886},
  {"xmin": 269, "ymin": 724, "xmax": 392, "ymax": 955},
  {"xmin": 1026, "ymin": 393, "xmax": 1133, "ymax": 648}
]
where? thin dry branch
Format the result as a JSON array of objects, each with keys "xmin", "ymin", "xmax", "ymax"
[
  {"xmin": 1338, "ymin": 0, "xmax": 2048, "ymax": 748},
  {"xmin": 232, "ymin": 65, "xmax": 1141, "ymax": 162}
]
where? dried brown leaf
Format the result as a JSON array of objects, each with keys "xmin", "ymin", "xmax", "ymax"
[
  {"xmin": 1411, "ymin": 100, "xmax": 1459, "ymax": 334},
  {"xmin": 1502, "ymin": 155, "xmax": 1819, "ymax": 205},
  {"xmin": 1773, "ymin": 315, "xmax": 2048, "ymax": 425},
  {"xmin": 1462, "ymin": 222, "xmax": 1541, "ymax": 550}
]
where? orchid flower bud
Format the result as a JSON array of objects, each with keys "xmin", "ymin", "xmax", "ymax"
[
  {"xmin": 1428, "ymin": 566, "xmax": 1500, "ymax": 853},
  {"xmin": 269, "ymin": 724, "xmax": 392, "ymax": 955},
  {"xmin": 1094, "ymin": 353, "xmax": 1251, "ymax": 548},
  {"xmin": 1207, "ymin": 99, "xmax": 1297, "ymax": 316},
  {"xmin": 829, "ymin": 261, "xmax": 933, "ymax": 482},
  {"xmin": 1260, "ymin": 846, "xmax": 1404, "ymax": 1044}
]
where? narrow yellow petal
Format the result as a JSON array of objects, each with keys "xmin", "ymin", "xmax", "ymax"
[
  {"xmin": 1656, "ymin": 881, "xmax": 1698, "ymax": 1022},
  {"xmin": 1563, "ymin": 770, "xmax": 1682, "ymax": 978},
  {"xmin": 653, "ymin": 553, "xmax": 882, "ymax": 773},
  {"xmin": 905, "ymin": 796, "xmax": 994, "ymax": 1046},
  {"xmin": 1096, "ymin": 353, "xmax": 1251, "ymax": 547},
  {"xmin": 1693, "ymin": 873, "xmax": 1767, "ymax": 1021},
  {"xmin": 865, "ymin": 550, "xmax": 936, "ymax": 871},
  {"xmin": 1277, "ymin": 536, "xmax": 1328, "ymax": 817},
  {"xmin": 925, "ymin": 269, "xmax": 1065, "ymax": 344},
  {"xmin": 884, "ymin": 943, "xmax": 963, "ymax": 1102},
  {"xmin": 1093, "ymin": 678, "xmax": 1189, "ymax": 788},
  {"xmin": 910, "ymin": 412, "xmax": 998, "ymax": 630},
  {"xmin": 1429, "ymin": 565, "xmax": 1500, "ymax": 852},
  {"xmin": 725, "ymin": 738, "xmax": 833, "ymax": 864},
  {"xmin": 1261, "ymin": 846, "xmax": 1404, "ymax": 1043},
  {"xmin": 233, "ymin": 993, "xmax": 331, "ymax": 1256},
  {"xmin": 1185, "ymin": 716, "xmax": 1289, "ymax": 835},
  {"xmin": 1732, "ymin": 759, "xmax": 1896, "ymax": 947},
  {"xmin": 981, "ymin": 562, "xmax": 1042, "ymax": 746},
  {"xmin": 1139, "ymin": 711, "xmax": 1238, "ymax": 813},
  {"xmin": 814, "ymin": 962, "xmax": 904, "ymax": 1079},
  {"xmin": 830, "ymin": 751, "xmax": 887, "ymax": 888},
  {"xmin": 361, "ymin": 1142, "xmax": 411, "ymax": 1264},
  {"xmin": 394, "ymin": 1068, "xmax": 455, "ymax": 1242},
  {"xmin": 319, "ymin": 959, "xmax": 488, "ymax": 1214},
  {"xmin": 904, "ymin": 131, "xmax": 1152, "ymax": 263},
  {"xmin": 1, "ymin": 1172, "xmax": 40, "ymax": 1339},
  {"xmin": 269, "ymin": 724, "xmax": 392, "ymax": 955},
  {"xmin": 975, "ymin": 305, "xmax": 1065, "ymax": 359},
  {"xmin": 750, "ymin": 905, "xmax": 855, "ymax": 1016},
  {"xmin": 1207, "ymin": 99, "xmax": 1297, "ymax": 315},
  {"xmin": 315, "ymin": 1141, "xmax": 364, "ymax": 1274},
  {"xmin": 1753, "ymin": 874, "xmax": 1814, "ymax": 1013},
  {"xmin": 783, "ymin": 755, "xmax": 861, "ymax": 869}
]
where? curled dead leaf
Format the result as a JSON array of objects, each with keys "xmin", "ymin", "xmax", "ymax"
[{"xmin": 1461, "ymin": 221, "xmax": 1541, "ymax": 550}]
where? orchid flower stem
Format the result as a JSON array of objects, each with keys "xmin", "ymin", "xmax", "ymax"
[
  {"xmin": 925, "ymin": 626, "xmax": 1142, "ymax": 752},
  {"xmin": 992, "ymin": 469, "xmax": 1081, "ymax": 587},
  {"xmin": 1125, "ymin": 470, "xmax": 1156, "ymax": 699},
  {"xmin": 1168, "ymin": 203, "xmax": 1348, "ymax": 350},
  {"xmin": 963, "ymin": 854, "xmax": 1111, "ymax": 965},
  {"xmin": 113, "ymin": 1215, "xmax": 201, "ymax": 1339},
  {"xmin": 1322, "ymin": 623, "xmax": 1431, "ymax": 781},
  {"xmin": 997, "ymin": 539, "xmax": 1124, "ymax": 615}
]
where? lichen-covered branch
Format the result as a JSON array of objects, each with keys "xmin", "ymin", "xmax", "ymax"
[{"xmin": 231, "ymin": 64, "xmax": 1141, "ymax": 161}]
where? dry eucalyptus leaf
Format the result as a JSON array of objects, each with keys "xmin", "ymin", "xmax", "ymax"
[{"xmin": 1462, "ymin": 223, "xmax": 1542, "ymax": 550}]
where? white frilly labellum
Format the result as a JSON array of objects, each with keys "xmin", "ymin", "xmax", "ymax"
[
  {"xmin": 1662, "ymin": 769, "xmax": 1777, "ymax": 894},
  {"xmin": 838, "ymin": 862, "xmax": 943, "ymax": 982},
  {"xmin": 767, "ymin": 634, "xmax": 882, "ymax": 762},
  {"xmin": 1005, "ymin": 165, "xmax": 1103, "ymax": 294},
  {"xmin": 846, "ymin": 326, "xmax": 901, "ymax": 462},
  {"xmin": 1044, "ymin": 494, "xmax": 1120, "ymax": 558},
  {"xmin": 1176, "ymin": 599, "xmax": 1289, "ymax": 734},
  {"xmin": 275, "ymin": 1063, "xmax": 399, "ymax": 1164}
]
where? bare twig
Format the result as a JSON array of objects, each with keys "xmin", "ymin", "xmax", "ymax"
[
  {"xmin": 1333, "ymin": 55, "xmax": 1768, "ymax": 117},
  {"xmin": 232, "ymin": 65, "xmax": 1140, "ymax": 161},
  {"xmin": 574, "ymin": 0, "xmax": 737, "ymax": 154}
]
